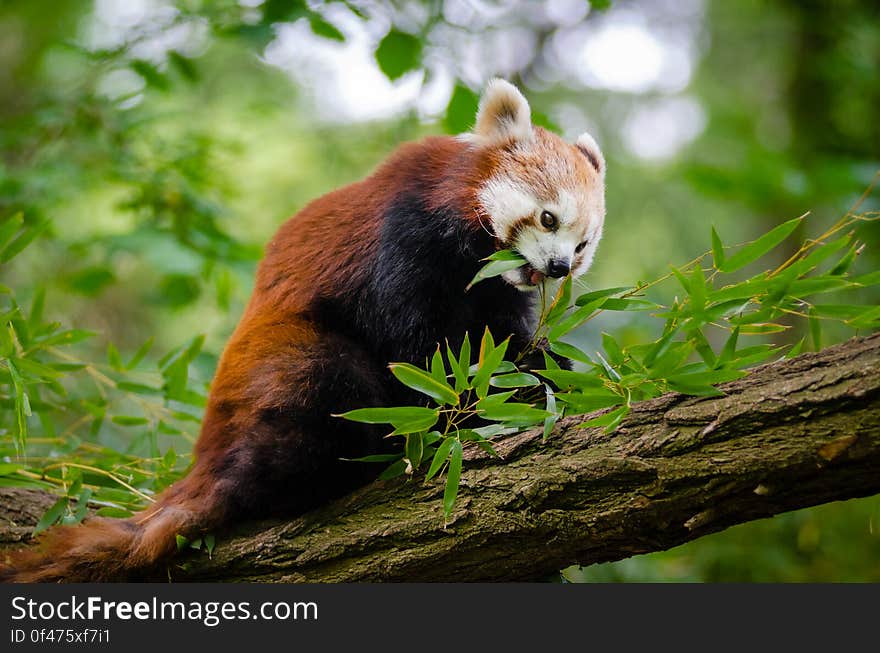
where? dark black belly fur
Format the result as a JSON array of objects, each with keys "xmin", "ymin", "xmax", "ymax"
[
  {"xmin": 220, "ymin": 195, "xmax": 537, "ymax": 520},
  {"xmin": 320, "ymin": 194, "xmax": 535, "ymax": 374}
]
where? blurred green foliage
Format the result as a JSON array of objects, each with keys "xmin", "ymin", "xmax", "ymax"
[{"xmin": 0, "ymin": 0, "xmax": 877, "ymax": 581}]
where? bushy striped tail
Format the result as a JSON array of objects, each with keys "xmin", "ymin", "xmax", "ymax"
[{"xmin": 1, "ymin": 478, "xmax": 222, "ymax": 583}]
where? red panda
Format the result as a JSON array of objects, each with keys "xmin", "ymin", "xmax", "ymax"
[{"xmin": 1, "ymin": 79, "xmax": 606, "ymax": 582}]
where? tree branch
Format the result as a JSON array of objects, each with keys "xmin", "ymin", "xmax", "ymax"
[{"xmin": 2, "ymin": 334, "xmax": 878, "ymax": 581}]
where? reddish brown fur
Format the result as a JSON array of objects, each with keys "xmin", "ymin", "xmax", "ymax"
[
  {"xmin": 499, "ymin": 128, "xmax": 598, "ymax": 202},
  {"xmin": 1, "ymin": 135, "xmax": 510, "ymax": 583}
]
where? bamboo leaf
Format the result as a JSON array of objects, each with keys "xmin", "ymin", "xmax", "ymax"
[
  {"xmin": 546, "ymin": 275, "xmax": 573, "ymax": 324},
  {"xmin": 670, "ymin": 266, "xmax": 691, "ymax": 294},
  {"xmin": 107, "ymin": 343, "xmax": 123, "ymax": 370},
  {"xmin": 689, "ymin": 329, "xmax": 716, "ymax": 367},
  {"xmin": 111, "ymin": 415, "xmax": 149, "ymax": 426},
  {"xmin": 443, "ymin": 440, "xmax": 463, "ymax": 520},
  {"xmin": 543, "ymin": 385, "xmax": 558, "ymax": 440},
  {"xmin": 601, "ymin": 332, "xmax": 624, "ymax": 366},
  {"xmin": 405, "ymin": 432, "xmax": 424, "ymax": 471},
  {"xmin": 458, "ymin": 429, "xmax": 500, "ymax": 458},
  {"xmin": 337, "ymin": 406, "xmax": 438, "ymax": 427},
  {"xmin": 536, "ymin": 368, "xmax": 604, "ymax": 390},
  {"xmin": 0, "ymin": 212, "xmax": 24, "ymax": 250},
  {"xmin": 555, "ymin": 390, "xmax": 623, "ymax": 413},
  {"xmin": 429, "ymin": 347, "xmax": 446, "ymax": 385},
  {"xmin": 811, "ymin": 304, "xmax": 871, "ymax": 320},
  {"xmin": 342, "ymin": 453, "xmax": 403, "ymax": 463},
  {"xmin": 426, "ymin": 437, "xmax": 455, "ymax": 480},
  {"xmin": 548, "ymin": 297, "xmax": 604, "ymax": 341},
  {"xmin": 719, "ymin": 217, "xmax": 802, "ymax": 272},
  {"xmin": 717, "ymin": 327, "xmax": 740, "ymax": 367},
  {"xmin": 489, "ymin": 372, "xmax": 540, "ymax": 388},
  {"xmin": 7, "ymin": 359, "xmax": 30, "ymax": 453},
  {"xmin": 809, "ymin": 307, "xmax": 821, "ymax": 350},
  {"xmin": 477, "ymin": 403, "xmax": 550, "ymax": 424},
  {"xmin": 458, "ymin": 333, "xmax": 472, "ymax": 381},
  {"xmin": 472, "ymin": 334, "xmax": 509, "ymax": 398},
  {"xmin": 466, "ymin": 258, "xmax": 525, "ymax": 290},
  {"xmin": 484, "ymin": 249, "xmax": 526, "ymax": 261},
  {"xmin": 829, "ymin": 245, "xmax": 858, "ymax": 276},
  {"xmin": 787, "ymin": 337, "xmax": 806, "ymax": 359},
  {"xmin": 0, "ymin": 219, "xmax": 47, "ymax": 263},
  {"xmin": 574, "ymin": 286, "xmax": 631, "ymax": 306},
  {"xmin": 379, "ymin": 458, "xmax": 408, "ymax": 480},
  {"xmin": 446, "ymin": 340, "xmax": 468, "ymax": 393},
  {"xmin": 600, "ymin": 298, "xmax": 655, "ymax": 311},
  {"xmin": 548, "ymin": 341, "xmax": 594, "ymax": 365},
  {"xmin": 579, "ymin": 404, "xmax": 629, "ymax": 432},
  {"xmin": 34, "ymin": 496, "xmax": 68, "ymax": 535},
  {"xmin": 849, "ymin": 305, "xmax": 880, "ymax": 328},
  {"xmin": 711, "ymin": 226, "xmax": 725, "ymax": 268},
  {"xmin": 389, "ymin": 362, "xmax": 459, "ymax": 405},
  {"xmin": 787, "ymin": 277, "xmax": 852, "ymax": 297},
  {"xmin": 690, "ymin": 264, "xmax": 707, "ymax": 314},
  {"xmin": 126, "ymin": 337, "xmax": 154, "ymax": 370}
]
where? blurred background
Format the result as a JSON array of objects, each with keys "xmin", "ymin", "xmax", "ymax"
[{"xmin": 1, "ymin": 0, "xmax": 878, "ymax": 581}]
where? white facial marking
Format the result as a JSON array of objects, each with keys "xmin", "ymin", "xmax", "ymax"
[
  {"xmin": 477, "ymin": 176, "xmax": 539, "ymax": 241},
  {"xmin": 555, "ymin": 189, "xmax": 579, "ymax": 227}
]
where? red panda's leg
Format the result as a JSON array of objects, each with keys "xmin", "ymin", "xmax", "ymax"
[{"xmin": 191, "ymin": 331, "xmax": 393, "ymax": 521}]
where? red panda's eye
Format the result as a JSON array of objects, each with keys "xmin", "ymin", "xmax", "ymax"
[
  {"xmin": 540, "ymin": 210, "xmax": 558, "ymax": 230},
  {"xmin": 575, "ymin": 239, "xmax": 589, "ymax": 253}
]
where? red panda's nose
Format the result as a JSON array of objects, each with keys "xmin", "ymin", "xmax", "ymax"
[{"xmin": 547, "ymin": 259, "xmax": 571, "ymax": 278}]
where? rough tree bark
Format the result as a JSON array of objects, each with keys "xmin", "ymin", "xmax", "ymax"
[{"xmin": 1, "ymin": 334, "xmax": 878, "ymax": 581}]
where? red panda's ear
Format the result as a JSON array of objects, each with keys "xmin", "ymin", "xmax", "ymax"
[
  {"xmin": 471, "ymin": 78, "xmax": 533, "ymax": 146},
  {"xmin": 575, "ymin": 132, "xmax": 605, "ymax": 176}
]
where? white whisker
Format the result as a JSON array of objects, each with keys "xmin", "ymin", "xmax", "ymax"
[{"xmin": 475, "ymin": 209, "xmax": 497, "ymax": 238}]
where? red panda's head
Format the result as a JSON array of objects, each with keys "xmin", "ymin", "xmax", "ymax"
[{"xmin": 465, "ymin": 79, "xmax": 606, "ymax": 291}]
